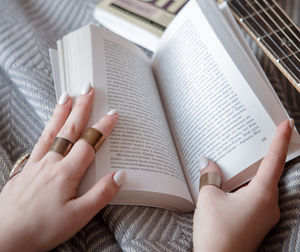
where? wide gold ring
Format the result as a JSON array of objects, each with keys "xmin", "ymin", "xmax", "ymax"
[
  {"xmin": 199, "ymin": 172, "xmax": 222, "ymax": 190},
  {"xmin": 80, "ymin": 127, "xmax": 105, "ymax": 152},
  {"xmin": 9, "ymin": 153, "xmax": 30, "ymax": 180},
  {"xmin": 49, "ymin": 137, "xmax": 73, "ymax": 156}
]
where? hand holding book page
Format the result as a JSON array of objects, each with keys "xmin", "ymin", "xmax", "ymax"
[
  {"xmin": 193, "ymin": 120, "xmax": 293, "ymax": 252},
  {"xmin": 50, "ymin": 0, "xmax": 300, "ymax": 212}
]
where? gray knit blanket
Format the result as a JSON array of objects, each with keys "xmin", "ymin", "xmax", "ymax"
[{"xmin": 0, "ymin": 0, "xmax": 299, "ymax": 251}]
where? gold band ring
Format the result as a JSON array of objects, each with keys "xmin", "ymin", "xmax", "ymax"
[
  {"xmin": 9, "ymin": 153, "xmax": 30, "ymax": 180},
  {"xmin": 49, "ymin": 137, "xmax": 73, "ymax": 156},
  {"xmin": 199, "ymin": 172, "xmax": 222, "ymax": 190},
  {"xmin": 80, "ymin": 127, "xmax": 105, "ymax": 152}
]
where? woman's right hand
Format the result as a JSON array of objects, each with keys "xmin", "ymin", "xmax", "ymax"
[{"xmin": 193, "ymin": 119, "xmax": 293, "ymax": 252}]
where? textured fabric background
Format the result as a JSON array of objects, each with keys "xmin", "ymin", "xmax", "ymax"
[{"xmin": 0, "ymin": 0, "xmax": 299, "ymax": 251}]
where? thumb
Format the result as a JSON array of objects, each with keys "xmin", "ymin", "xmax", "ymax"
[
  {"xmin": 198, "ymin": 157, "xmax": 223, "ymax": 192},
  {"xmin": 196, "ymin": 157, "xmax": 224, "ymax": 209},
  {"xmin": 66, "ymin": 170, "xmax": 127, "ymax": 229}
]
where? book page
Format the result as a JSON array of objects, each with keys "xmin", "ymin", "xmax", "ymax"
[
  {"xmin": 59, "ymin": 25, "xmax": 193, "ymax": 211},
  {"xmin": 152, "ymin": 0, "xmax": 280, "ymax": 201}
]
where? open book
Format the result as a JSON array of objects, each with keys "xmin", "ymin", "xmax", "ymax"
[{"xmin": 50, "ymin": 0, "xmax": 300, "ymax": 212}]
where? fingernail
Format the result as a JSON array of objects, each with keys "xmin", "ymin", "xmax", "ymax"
[
  {"xmin": 289, "ymin": 119, "xmax": 295, "ymax": 130},
  {"xmin": 199, "ymin": 157, "xmax": 209, "ymax": 170},
  {"xmin": 107, "ymin": 109, "xmax": 119, "ymax": 116},
  {"xmin": 113, "ymin": 170, "xmax": 127, "ymax": 187},
  {"xmin": 58, "ymin": 91, "xmax": 69, "ymax": 105},
  {"xmin": 81, "ymin": 81, "xmax": 92, "ymax": 95}
]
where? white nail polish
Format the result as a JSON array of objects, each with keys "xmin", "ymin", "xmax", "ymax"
[
  {"xmin": 81, "ymin": 81, "xmax": 92, "ymax": 95},
  {"xmin": 289, "ymin": 119, "xmax": 295, "ymax": 130},
  {"xmin": 58, "ymin": 91, "xmax": 69, "ymax": 105},
  {"xmin": 113, "ymin": 170, "xmax": 127, "ymax": 187},
  {"xmin": 199, "ymin": 157, "xmax": 209, "ymax": 170},
  {"xmin": 107, "ymin": 109, "xmax": 119, "ymax": 116}
]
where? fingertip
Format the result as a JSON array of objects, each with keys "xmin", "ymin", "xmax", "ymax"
[
  {"xmin": 56, "ymin": 95, "xmax": 72, "ymax": 109},
  {"xmin": 198, "ymin": 157, "xmax": 223, "ymax": 192},
  {"xmin": 83, "ymin": 85, "xmax": 95, "ymax": 102},
  {"xmin": 106, "ymin": 109, "xmax": 119, "ymax": 116},
  {"xmin": 253, "ymin": 119, "xmax": 293, "ymax": 189},
  {"xmin": 81, "ymin": 81, "xmax": 93, "ymax": 95},
  {"xmin": 109, "ymin": 113, "xmax": 119, "ymax": 131},
  {"xmin": 91, "ymin": 173, "xmax": 121, "ymax": 206},
  {"xmin": 199, "ymin": 157, "xmax": 222, "ymax": 177},
  {"xmin": 271, "ymin": 120, "xmax": 293, "ymax": 149},
  {"xmin": 58, "ymin": 91, "xmax": 69, "ymax": 105},
  {"xmin": 72, "ymin": 172, "xmax": 121, "ymax": 213},
  {"xmin": 113, "ymin": 170, "xmax": 127, "ymax": 187},
  {"xmin": 52, "ymin": 98, "xmax": 71, "ymax": 120},
  {"xmin": 199, "ymin": 157, "xmax": 209, "ymax": 175},
  {"xmin": 93, "ymin": 113, "xmax": 119, "ymax": 138},
  {"xmin": 276, "ymin": 119, "xmax": 293, "ymax": 138}
]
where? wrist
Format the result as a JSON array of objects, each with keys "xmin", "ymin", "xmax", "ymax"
[
  {"xmin": 0, "ymin": 209, "xmax": 35, "ymax": 252},
  {"xmin": 193, "ymin": 232, "xmax": 235, "ymax": 252}
]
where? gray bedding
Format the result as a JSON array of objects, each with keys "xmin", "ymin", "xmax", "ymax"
[{"xmin": 0, "ymin": 0, "xmax": 299, "ymax": 251}]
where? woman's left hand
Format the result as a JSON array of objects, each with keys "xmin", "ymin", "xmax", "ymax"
[{"xmin": 0, "ymin": 84, "xmax": 124, "ymax": 251}]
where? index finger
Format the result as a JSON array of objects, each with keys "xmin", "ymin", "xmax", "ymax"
[{"xmin": 251, "ymin": 119, "xmax": 293, "ymax": 189}]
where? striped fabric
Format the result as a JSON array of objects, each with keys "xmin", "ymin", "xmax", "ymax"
[{"xmin": 0, "ymin": 0, "xmax": 299, "ymax": 251}]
